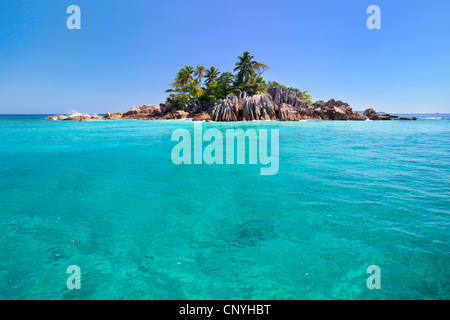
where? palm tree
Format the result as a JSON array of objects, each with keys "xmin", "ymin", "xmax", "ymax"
[
  {"xmin": 177, "ymin": 66, "xmax": 194, "ymax": 88},
  {"xmin": 233, "ymin": 51, "xmax": 268, "ymax": 84},
  {"xmin": 194, "ymin": 65, "xmax": 207, "ymax": 84},
  {"xmin": 205, "ymin": 66, "xmax": 220, "ymax": 85},
  {"xmin": 189, "ymin": 78, "xmax": 204, "ymax": 107}
]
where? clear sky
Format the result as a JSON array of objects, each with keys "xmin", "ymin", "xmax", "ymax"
[{"xmin": 0, "ymin": 0, "xmax": 449, "ymax": 114}]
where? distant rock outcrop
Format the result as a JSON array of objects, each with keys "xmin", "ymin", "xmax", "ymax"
[
  {"xmin": 317, "ymin": 99, "xmax": 368, "ymax": 121},
  {"xmin": 123, "ymin": 104, "xmax": 161, "ymax": 118},
  {"xmin": 111, "ymin": 112, "xmax": 123, "ymax": 119},
  {"xmin": 364, "ymin": 108, "xmax": 378, "ymax": 120},
  {"xmin": 363, "ymin": 108, "xmax": 397, "ymax": 120},
  {"xmin": 47, "ymin": 115, "xmax": 66, "ymax": 120},
  {"xmin": 64, "ymin": 115, "xmax": 92, "ymax": 121}
]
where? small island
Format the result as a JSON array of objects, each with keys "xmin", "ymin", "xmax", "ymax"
[{"xmin": 47, "ymin": 52, "xmax": 417, "ymax": 122}]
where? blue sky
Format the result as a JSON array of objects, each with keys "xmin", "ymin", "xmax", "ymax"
[{"xmin": 0, "ymin": 0, "xmax": 449, "ymax": 114}]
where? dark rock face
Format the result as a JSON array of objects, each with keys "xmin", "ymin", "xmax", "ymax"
[
  {"xmin": 159, "ymin": 102, "xmax": 173, "ymax": 114},
  {"xmin": 201, "ymin": 100, "xmax": 215, "ymax": 112},
  {"xmin": 242, "ymin": 93, "xmax": 277, "ymax": 121}
]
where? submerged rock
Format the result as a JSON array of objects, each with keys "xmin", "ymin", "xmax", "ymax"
[{"xmin": 234, "ymin": 219, "xmax": 277, "ymax": 247}]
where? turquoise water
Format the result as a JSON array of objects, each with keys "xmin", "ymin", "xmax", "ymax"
[{"xmin": 0, "ymin": 115, "xmax": 449, "ymax": 300}]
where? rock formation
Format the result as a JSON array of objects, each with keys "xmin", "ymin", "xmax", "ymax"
[
  {"xmin": 278, "ymin": 103, "xmax": 301, "ymax": 121},
  {"xmin": 315, "ymin": 99, "xmax": 368, "ymax": 121},
  {"xmin": 242, "ymin": 93, "xmax": 277, "ymax": 121},
  {"xmin": 268, "ymin": 87, "xmax": 315, "ymax": 118},
  {"xmin": 210, "ymin": 92, "xmax": 248, "ymax": 122},
  {"xmin": 64, "ymin": 115, "xmax": 92, "ymax": 121},
  {"xmin": 172, "ymin": 110, "xmax": 189, "ymax": 119},
  {"xmin": 159, "ymin": 102, "xmax": 173, "ymax": 114},
  {"xmin": 363, "ymin": 108, "xmax": 378, "ymax": 119},
  {"xmin": 111, "ymin": 112, "xmax": 123, "ymax": 119},
  {"xmin": 123, "ymin": 104, "xmax": 160, "ymax": 118},
  {"xmin": 46, "ymin": 87, "xmax": 414, "ymax": 122},
  {"xmin": 192, "ymin": 112, "xmax": 211, "ymax": 121},
  {"xmin": 47, "ymin": 115, "xmax": 66, "ymax": 120}
]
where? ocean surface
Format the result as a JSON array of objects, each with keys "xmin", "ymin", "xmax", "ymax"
[{"xmin": 0, "ymin": 114, "xmax": 449, "ymax": 300}]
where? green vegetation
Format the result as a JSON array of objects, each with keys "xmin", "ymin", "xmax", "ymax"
[{"xmin": 166, "ymin": 51, "xmax": 312, "ymax": 110}]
